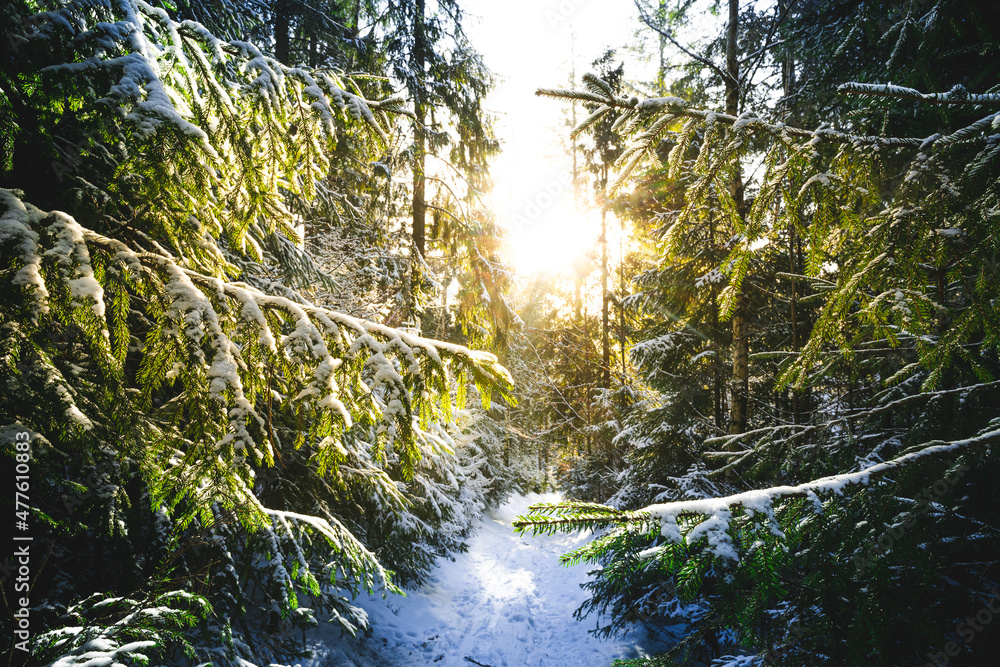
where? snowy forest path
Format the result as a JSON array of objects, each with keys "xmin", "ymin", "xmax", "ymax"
[{"xmin": 327, "ymin": 492, "xmax": 663, "ymax": 666}]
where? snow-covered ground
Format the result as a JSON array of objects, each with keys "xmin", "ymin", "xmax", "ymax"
[{"xmin": 309, "ymin": 493, "xmax": 668, "ymax": 667}]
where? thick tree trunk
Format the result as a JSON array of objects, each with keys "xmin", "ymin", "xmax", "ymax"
[
  {"xmin": 726, "ymin": 0, "xmax": 740, "ymax": 117},
  {"xmin": 726, "ymin": 0, "xmax": 749, "ymax": 436},
  {"xmin": 351, "ymin": 0, "xmax": 361, "ymax": 37},
  {"xmin": 729, "ymin": 305, "xmax": 749, "ymax": 435}
]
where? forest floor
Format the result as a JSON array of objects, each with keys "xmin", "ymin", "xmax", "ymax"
[{"xmin": 307, "ymin": 492, "xmax": 673, "ymax": 666}]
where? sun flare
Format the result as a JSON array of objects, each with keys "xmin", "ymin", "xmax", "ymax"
[{"xmin": 505, "ymin": 205, "xmax": 599, "ymax": 278}]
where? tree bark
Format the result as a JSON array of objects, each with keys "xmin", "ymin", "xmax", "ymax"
[
  {"xmin": 274, "ymin": 0, "xmax": 290, "ymax": 64},
  {"xmin": 408, "ymin": 0, "xmax": 427, "ymax": 324},
  {"xmin": 726, "ymin": 0, "xmax": 749, "ymax": 436},
  {"xmin": 619, "ymin": 221, "xmax": 626, "ymax": 380},
  {"xmin": 412, "ymin": 0, "xmax": 427, "ymax": 259},
  {"xmin": 601, "ymin": 205, "xmax": 610, "ymax": 389},
  {"xmin": 351, "ymin": 0, "xmax": 361, "ymax": 37}
]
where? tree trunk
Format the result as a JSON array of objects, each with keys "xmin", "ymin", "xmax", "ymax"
[
  {"xmin": 658, "ymin": 0, "xmax": 668, "ymax": 94},
  {"xmin": 571, "ymin": 35, "xmax": 579, "ymax": 210},
  {"xmin": 584, "ymin": 305, "xmax": 592, "ymax": 456},
  {"xmin": 726, "ymin": 0, "xmax": 749, "ymax": 436},
  {"xmin": 408, "ymin": 0, "xmax": 427, "ymax": 325},
  {"xmin": 412, "ymin": 0, "xmax": 427, "ymax": 259},
  {"xmin": 274, "ymin": 0, "xmax": 290, "ymax": 64},
  {"xmin": 601, "ymin": 205, "xmax": 610, "ymax": 389},
  {"xmin": 619, "ymin": 221, "xmax": 626, "ymax": 379},
  {"xmin": 782, "ymin": 0, "xmax": 802, "ymax": 426}
]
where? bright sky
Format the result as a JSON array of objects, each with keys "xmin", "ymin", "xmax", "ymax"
[{"xmin": 462, "ymin": 0, "xmax": 651, "ymax": 278}]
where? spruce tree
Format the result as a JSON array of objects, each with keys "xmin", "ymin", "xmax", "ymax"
[
  {"xmin": 517, "ymin": 0, "xmax": 1000, "ymax": 663},
  {"xmin": 0, "ymin": 0, "xmax": 513, "ymax": 663}
]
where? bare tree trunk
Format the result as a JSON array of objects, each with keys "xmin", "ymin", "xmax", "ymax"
[
  {"xmin": 601, "ymin": 205, "xmax": 610, "ymax": 389},
  {"xmin": 584, "ymin": 304, "xmax": 592, "ymax": 456},
  {"xmin": 351, "ymin": 0, "xmax": 361, "ymax": 37},
  {"xmin": 726, "ymin": 0, "xmax": 749, "ymax": 436},
  {"xmin": 782, "ymin": 0, "xmax": 802, "ymax": 426},
  {"xmin": 408, "ymin": 0, "xmax": 427, "ymax": 325},
  {"xmin": 274, "ymin": 0, "xmax": 290, "ymax": 64},
  {"xmin": 571, "ymin": 34, "xmax": 578, "ymax": 210},
  {"xmin": 619, "ymin": 220, "xmax": 626, "ymax": 379}
]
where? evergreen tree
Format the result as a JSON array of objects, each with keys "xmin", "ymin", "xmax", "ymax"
[
  {"xmin": 0, "ymin": 0, "xmax": 514, "ymax": 663},
  {"xmin": 517, "ymin": 0, "xmax": 1000, "ymax": 663}
]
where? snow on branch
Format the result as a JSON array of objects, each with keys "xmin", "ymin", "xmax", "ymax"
[
  {"xmin": 537, "ymin": 82, "xmax": 926, "ymax": 148},
  {"xmin": 80, "ymin": 225, "xmax": 510, "ymax": 436},
  {"xmin": 261, "ymin": 504, "xmax": 397, "ymax": 596},
  {"xmin": 32, "ymin": 0, "xmax": 408, "ymax": 265},
  {"xmin": 703, "ymin": 379, "xmax": 1000, "ymax": 460},
  {"xmin": 838, "ymin": 82, "xmax": 1000, "ymax": 106},
  {"xmin": 515, "ymin": 425, "xmax": 1000, "ymax": 563},
  {"xmin": 537, "ymin": 78, "xmax": 938, "ymax": 196},
  {"xmin": 1, "ymin": 190, "xmax": 512, "ymax": 516}
]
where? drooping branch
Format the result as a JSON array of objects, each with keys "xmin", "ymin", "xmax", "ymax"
[{"xmin": 514, "ymin": 425, "xmax": 1000, "ymax": 560}]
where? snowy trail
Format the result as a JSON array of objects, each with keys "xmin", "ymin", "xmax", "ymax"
[{"xmin": 314, "ymin": 493, "xmax": 663, "ymax": 667}]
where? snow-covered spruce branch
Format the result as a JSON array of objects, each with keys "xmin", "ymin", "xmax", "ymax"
[
  {"xmin": 82, "ymin": 225, "xmax": 512, "ymax": 420},
  {"xmin": 30, "ymin": 0, "xmax": 410, "ymax": 274},
  {"xmin": 31, "ymin": 591, "xmax": 210, "ymax": 667},
  {"xmin": 258, "ymin": 502, "xmax": 397, "ymax": 596},
  {"xmin": 1, "ymin": 190, "xmax": 512, "ymax": 507},
  {"xmin": 536, "ymin": 81, "xmax": 926, "ymax": 146},
  {"xmin": 514, "ymin": 425, "xmax": 1000, "ymax": 562},
  {"xmin": 838, "ymin": 82, "xmax": 1000, "ymax": 106},
  {"xmin": 537, "ymin": 77, "xmax": 1000, "ymax": 197}
]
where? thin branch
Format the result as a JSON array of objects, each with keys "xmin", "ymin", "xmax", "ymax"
[
  {"xmin": 704, "ymin": 378, "xmax": 1000, "ymax": 452},
  {"xmin": 634, "ymin": 0, "xmax": 738, "ymax": 90},
  {"xmin": 740, "ymin": 0, "xmax": 797, "ymax": 90},
  {"xmin": 739, "ymin": 39, "xmax": 786, "ymax": 65}
]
